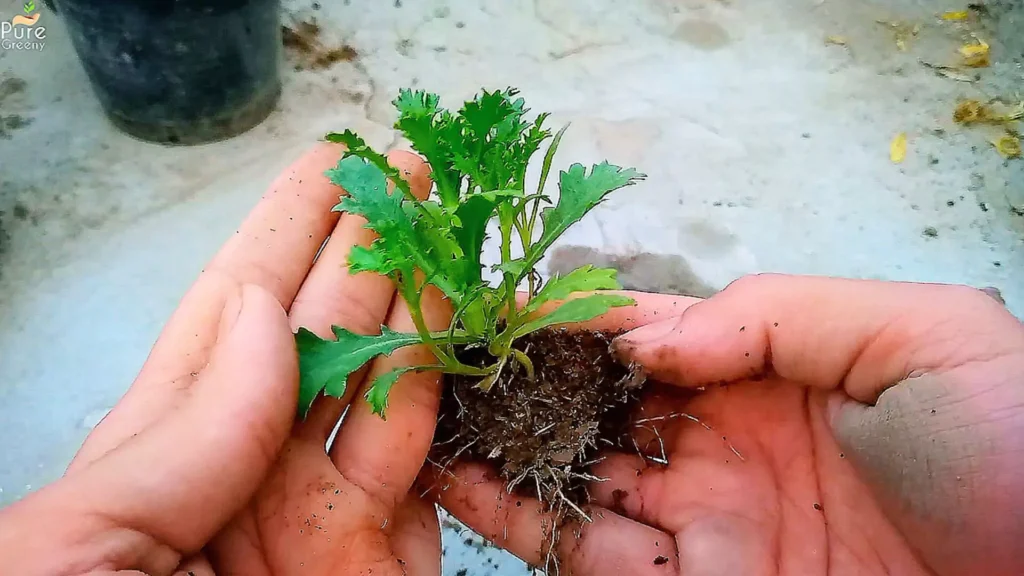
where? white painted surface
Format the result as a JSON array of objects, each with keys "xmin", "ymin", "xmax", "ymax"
[{"xmin": 1, "ymin": 0, "xmax": 1022, "ymax": 573}]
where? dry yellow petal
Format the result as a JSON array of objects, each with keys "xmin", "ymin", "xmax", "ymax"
[
  {"xmin": 953, "ymin": 99, "xmax": 986, "ymax": 124},
  {"xmin": 825, "ymin": 35, "xmax": 848, "ymax": 46},
  {"xmin": 953, "ymin": 99, "xmax": 1024, "ymax": 125},
  {"xmin": 959, "ymin": 42, "xmax": 988, "ymax": 57},
  {"xmin": 941, "ymin": 10, "xmax": 969, "ymax": 20},
  {"xmin": 890, "ymin": 132, "xmax": 908, "ymax": 163},
  {"xmin": 993, "ymin": 134, "xmax": 1021, "ymax": 158},
  {"xmin": 959, "ymin": 40, "xmax": 990, "ymax": 67}
]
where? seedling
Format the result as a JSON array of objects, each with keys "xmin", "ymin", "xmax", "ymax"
[{"xmin": 296, "ymin": 88, "xmax": 644, "ymax": 417}]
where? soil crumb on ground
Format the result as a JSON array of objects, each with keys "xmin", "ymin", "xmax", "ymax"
[
  {"xmin": 434, "ymin": 328, "xmax": 644, "ymax": 523},
  {"xmin": 0, "ymin": 77, "xmax": 31, "ymax": 140},
  {"xmin": 281, "ymin": 19, "xmax": 358, "ymax": 71}
]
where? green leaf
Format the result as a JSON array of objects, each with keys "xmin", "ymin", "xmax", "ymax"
[
  {"xmin": 523, "ymin": 265, "xmax": 623, "ymax": 315},
  {"xmin": 393, "ymin": 89, "xmax": 462, "ymax": 207},
  {"xmin": 330, "ymin": 156, "xmax": 405, "ymax": 230},
  {"xmin": 512, "ymin": 294, "xmax": 635, "ymax": 339},
  {"xmin": 521, "ymin": 162, "xmax": 644, "ymax": 276},
  {"xmin": 452, "ymin": 194, "xmax": 497, "ymax": 284},
  {"xmin": 326, "ymin": 130, "xmax": 413, "ymax": 201},
  {"xmin": 394, "ymin": 88, "xmax": 441, "ymax": 118},
  {"xmin": 365, "ymin": 367, "xmax": 410, "ymax": 418},
  {"xmin": 416, "ymin": 200, "xmax": 465, "ymax": 262},
  {"xmin": 295, "ymin": 326, "xmax": 423, "ymax": 417},
  {"xmin": 492, "ymin": 258, "xmax": 529, "ymax": 278},
  {"xmin": 24, "ymin": 1, "xmax": 34, "ymax": 14},
  {"xmin": 537, "ymin": 124, "xmax": 569, "ymax": 197},
  {"xmin": 316, "ymin": 90, "xmax": 644, "ymax": 391},
  {"xmin": 364, "ymin": 366, "xmax": 431, "ymax": 417},
  {"xmin": 328, "ymin": 156, "xmax": 467, "ymax": 301},
  {"xmin": 347, "ymin": 244, "xmax": 390, "ymax": 274}
]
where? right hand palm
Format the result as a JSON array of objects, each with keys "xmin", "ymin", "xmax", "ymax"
[{"xmin": 430, "ymin": 276, "xmax": 1024, "ymax": 576}]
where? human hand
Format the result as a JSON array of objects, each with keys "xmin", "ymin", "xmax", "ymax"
[
  {"xmin": 429, "ymin": 275, "xmax": 1024, "ymax": 576},
  {"xmin": 0, "ymin": 144, "xmax": 450, "ymax": 576}
]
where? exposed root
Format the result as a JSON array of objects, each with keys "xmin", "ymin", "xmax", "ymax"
[{"xmin": 630, "ymin": 410, "xmax": 746, "ymax": 465}]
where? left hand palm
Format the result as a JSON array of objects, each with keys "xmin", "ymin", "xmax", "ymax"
[
  {"xmin": 0, "ymin": 145, "xmax": 445, "ymax": 576},
  {"xmin": 210, "ymin": 433, "xmax": 440, "ymax": 576},
  {"xmin": 199, "ymin": 145, "xmax": 448, "ymax": 576}
]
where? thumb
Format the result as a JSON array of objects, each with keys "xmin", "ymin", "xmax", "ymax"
[
  {"xmin": 30, "ymin": 285, "xmax": 296, "ymax": 571},
  {"xmin": 612, "ymin": 274, "xmax": 1021, "ymax": 403}
]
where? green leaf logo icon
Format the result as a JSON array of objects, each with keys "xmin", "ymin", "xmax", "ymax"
[{"xmin": 24, "ymin": 1, "xmax": 36, "ymax": 13}]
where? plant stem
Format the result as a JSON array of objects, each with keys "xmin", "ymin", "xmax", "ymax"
[
  {"xmin": 498, "ymin": 206, "xmax": 518, "ymax": 324},
  {"xmin": 512, "ymin": 201, "xmax": 537, "ymax": 299},
  {"xmin": 441, "ymin": 362, "xmax": 500, "ymax": 377},
  {"xmin": 403, "ymin": 281, "xmax": 455, "ymax": 367}
]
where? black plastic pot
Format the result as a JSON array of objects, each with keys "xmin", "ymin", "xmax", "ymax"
[{"xmin": 54, "ymin": 0, "xmax": 281, "ymax": 145}]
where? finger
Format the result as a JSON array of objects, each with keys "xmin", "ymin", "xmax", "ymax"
[
  {"xmin": 515, "ymin": 290, "xmax": 699, "ymax": 334},
  {"xmin": 329, "ymin": 284, "xmax": 453, "ymax": 509},
  {"xmin": 54, "ymin": 285, "xmax": 297, "ymax": 557},
  {"xmin": 291, "ymin": 150, "xmax": 432, "ymax": 441},
  {"xmin": 426, "ymin": 462, "xmax": 679, "ymax": 574},
  {"xmin": 613, "ymin": 274, "xmax": 1024, "ymax": 403},
  {"xmin": 173, "ymin": 555, "xmax": 215, "ymax": 576},
  {"xmin": 389, "ymin": 496, "xmax": 442, "ymax": 576},
  {"xmin": 145, "ymin": 142, "xmax": 350, "ymax": 382},
  {"xmin": 70, "ymin": 144, "xmax": 347, "ymax": 470}
]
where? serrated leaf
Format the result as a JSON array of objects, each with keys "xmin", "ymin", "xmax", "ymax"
[
  {"xmin": 295, "ymin": 326, "xmax": 423, "ymax": 417},
  {"xmin": 328, "ymin": 156, "xmax": 468, "ymax": 301},
  {"xmin": 365, "ymin": 366, "xmax": 417, "ymax": 417},
  {"xmin": 347, "ymin": 244, "xmax": 390, "ymax": 274},
  {"xmin": 523, "ymin": 265, "xmax": 623, "ymax": 315},
  {"xmin": 451, "ymin": 194, "xmax": 497, "ymax": 284},
  {"xmin": 394, "ymin": 88, "xmax": 440, "ymax": 118},
  {"xmin": 513, "ymin": 294, "xmax": 635, "ymax": 339},
  {"xmin": 451, "ymin": 88, "xmax": 549, "ymax": 192},
  {"xmin": 326, "ymin": 130, "xmax": 412, "ymax": 200},
  {"xmin": 492, "ymin": 258, "xmax": 529, "ymax": 278},
  {"xmin": 330, "ymin": 156, "xmax": 405, "ymax": 229},
  {"xmin": 523, "ymin": 163, "xmax": 644, "ymax": 274},
  {"xmin": 393, "ymin": 89, "xmax": 462, "ymax": 206},
  {"xmin": 417, "ymin": 200, "xmax": 465, "ymax": 261}
]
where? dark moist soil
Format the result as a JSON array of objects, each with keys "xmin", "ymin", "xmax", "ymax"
[{"xmin": 432, "ymin": 327, "xmax": 645, "ymax": 521}]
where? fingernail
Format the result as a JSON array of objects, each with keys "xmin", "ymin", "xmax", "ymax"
[
  {"xmin": 611, "ymin": 319, "xmax": 677, "ymax": 362},
  {"xmin": 980, "ymin": 286, "xmax": 1005, "ymax": 305},
  {"xmin": 825, "ymin": 391, "xmax": 850, "ymax": 427}
]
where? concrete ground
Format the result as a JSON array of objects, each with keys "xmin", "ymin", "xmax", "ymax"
[{"xmin": 0, "ymin": 0, "xmax": 1021, "ymax": 573}]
